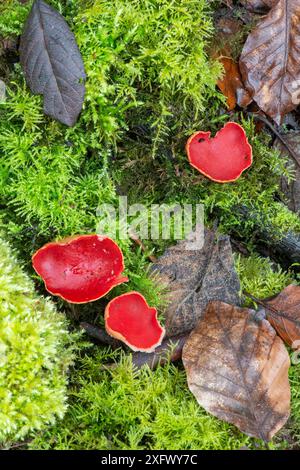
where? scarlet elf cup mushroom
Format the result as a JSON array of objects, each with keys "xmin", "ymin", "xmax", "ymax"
[
  {"xmin": 32, "ymin": 235, "xmax": 128, "ymax": 303},
  {"xmin": 105, "ymin": 291, "xmax": 165, "ymax": 353},
  {"xmin": 186, "ymin": 122, "xmax": 252, "ymax": 183}
]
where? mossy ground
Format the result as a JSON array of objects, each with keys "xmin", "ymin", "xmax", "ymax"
[
  {"xmin": 0, "ymin": 0, "xmax": 299, "ymax": 450},
  {"xmin": 0, "ymin": 234, "xmax": 80, "ymax": 447},
  {"xmin": 25, "ymin": 254, "xmax": 300, "ymax": 451}
]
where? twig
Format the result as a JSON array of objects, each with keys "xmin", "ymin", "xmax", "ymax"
[
  {"xmin": 80, "ymin": 322, "xmax": 122, "ymax": 349},
  {"xmin": 234, "ymin": 204, "xmax": 300, "ymax": 266},
  {"xmin": 248, "ymin": 112, "xmax": 300, "ymax": 171},
  {"xmin": 129, "ymin": 229, "xmax": 157, "ymax": 263},
  {"xmin": 104, "ymin": 334, "xmax": 188, "ymax": 370}
]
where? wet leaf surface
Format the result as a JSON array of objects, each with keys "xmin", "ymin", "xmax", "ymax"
[
  {"xmin": 152, "ymin": 229, "xmax": 241, "ymax": 337},
  {"xmin": 240, "ymin": 0, "xmax": 300, "ymax": 124},
  {"xmin": 182, "ymin": 301, "xmax": 291, "ymax": 441},
  {"xmin": 20, "ymin": 0, "xmax": 86, "ymax": 126}
]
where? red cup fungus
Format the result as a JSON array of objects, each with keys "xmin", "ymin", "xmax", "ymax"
[
  {"xmin": 32, "ymin": 234, "xmax": 128, "ymax": 303},
  {"xmin": 105, "ymin": 291, "xmax": 165, "ymax": 353},
  {"xmin": 186, "ymin": 122, "xmax": 252, "ymax": 183}
]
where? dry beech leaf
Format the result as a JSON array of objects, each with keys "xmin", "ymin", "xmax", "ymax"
[
  {"xmin": 264, "ymin": 284, "xmax": 300, "ymax": 347},
  {"xmin": 240, "ymin": 0, "xmax": 300, "ymax": 124},
  {"xmin": 152, "ymin": 229, "xmax": 241, "ymax": 337},
  {"xmin": 20, "ymin": 0, "xmax": 86, "ymax": 126},
  {"xmin": 274, "ymin": 133, "xmax": 300, "ymax": 213},
  {"xmin": 182, "ymin": 301, "xmax": 291, "ymax": 441}
]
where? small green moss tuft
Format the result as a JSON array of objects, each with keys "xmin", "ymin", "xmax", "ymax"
[{"xmin": 235, "ymin": 253, "xmax": 294, "ymax": 303}]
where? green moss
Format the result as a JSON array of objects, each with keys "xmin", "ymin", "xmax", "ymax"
[
  {"xmin": 0, "ymin": 234, "xmax": 78, "ymax": 447},
  {"xmin": 113, "ymin": 117, "xmax": 300, "ymax": 245},
  {"xmin": 1, "ymin": 0, "xmax": 300, "ymax": 451},
  {"xmin": 0, "ymin": 0, "xmax": 223, "ymax": 318},
  {"xmin": 1, "ymin": 1, "xmax": 298, "ymax": 261},
  {"xmin": 28, "ymin": 253, "xmax": 298, "ymax": 451},
  {"xmin": 235, "ymin": 253, "xmax": 294, "ymax": 303},
  {"xmin": 29, "ymin": 350, "xmax": 252, "ymax": 450},
  {"xmin": 0, "ymin": 1, "xmax": 31, "ymax": 37},
  {"xmin": 289, "ymin": 363, "xmax": 300, "ymax": 448},
  {"xmin": 0, "ymin": 0, "xmax": 221, "ymax": 257}
]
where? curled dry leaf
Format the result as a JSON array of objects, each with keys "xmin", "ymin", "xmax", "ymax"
[
  {"xmin": 182, "ymin": 301, "xmax": 290, "ymax": 441},
  {"xmin": 152, "ymin": 229, "xmax": 241, "ymax": 337},
  {"xmin": 213, "ymin": 18, "xmax": 252, "ymax": 110},
  {"xmin": 20, "ymin": 0, "xmax": 86, "ymax": 126},
  {"xmin": 264, "ymin": 284, "xmax": 300, "ymax": 347},
  {"xmin": 217, "ymin": 57, "xmax": 252, "ymax": 110},
  {"xmin": 274, "ymin": 133, "xmax": 300, "ymax": 213},
  {"xmin": 240, "ymin": 0, "xmax": 300, "ymax": 124}
]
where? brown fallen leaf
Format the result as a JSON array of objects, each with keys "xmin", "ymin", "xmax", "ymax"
[
  {"xmin": 241, "ymin": 0, "xmax": 278, "ymax": 12},
  {"xmin": 274, "ymin": 133, "xmax": 300, "ymax": 213},
  {"xmin": 182, "ymin": 301, "xmax": 291, "ymax": 441},
  {"xmin": 212, "ymin": 18, "xmax": 252, "ymax": 110},
  {"xmin": 217, "ymin": 56, "xmax": 252, "ymax": 110},
  {"xmin": 264, "ymin": 284, "xmax": 300, "ymax": 347},
  {"xmin": 240, "ymin": 0, "xmax": 300, "ymax": 124},
  {"xmin": 152, "ymin": 229, "xmax": 241, "ymax": 337}
]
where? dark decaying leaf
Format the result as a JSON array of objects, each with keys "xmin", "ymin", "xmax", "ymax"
[
  {"xmin": 264, "ymin": 284, "xmax": 300, "ymax": 347},
  {"xmin": 20, "ymin": 0, "xmax": 86, "ymax": 126},
  {"xmin": 240, "ymin": 0, "xmax": 300, "ymax": 124},
  {"xmin": 241, "ymin": 0, "xmax": 279, "ymax": 12},
  {"xmin": 182, "ymin": 301, "xmax": 291, "ymax": 441},
  {"xmin": 152, "ymin": 229, "xmax": 241, "ymax": 337},
  {"xmin": 274, "ymin": 133, "xmax": 300, "ymax": 213}
]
